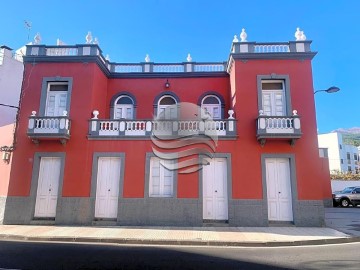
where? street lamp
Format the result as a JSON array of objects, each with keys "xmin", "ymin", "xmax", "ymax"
[{"xmin": 314, "ymin": 86, "xmax": 340, "ymax": 94}]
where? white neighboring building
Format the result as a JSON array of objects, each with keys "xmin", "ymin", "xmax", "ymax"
[
  {"xmin": 0, "ymin": 45, "xmax": 24, "ymax": 126},
  {"xmin": 0, "ymin": 45, "xmax": 25, "ymax": 224},
  {"xmin": 318, "ymin": 132, "xmax": 359, "ymax": 173}
]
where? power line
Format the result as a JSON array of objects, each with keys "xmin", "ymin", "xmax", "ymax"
[{"xmin": 0, "ymin": 103, "xmax": 19, "ymax": 109}]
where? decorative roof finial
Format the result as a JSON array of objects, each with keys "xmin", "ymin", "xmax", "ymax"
[
  {"xmin": 295, "ymin": 27, "xmax": 302, "ymax": 41},
  {"xmin": 93, "ymin": 37, "xmax": 99, "ymax": 45},
  {"xmin": 33, "ymin": 33, "xmax": 41, "ymax": 45},
  {"xmin": 240, "ymin": 28, "xmax": 247, "ymax": 42},
  {"xmin": 86, "ymin": 31, "xmax": 93, "ymax": 44},
  {"xmin": 300, "ymin": 31, "xmax": 306, "ymax": 41},
  {"xmin": 56, "ymin": 38, "xmax": 66, "ymax": 46},
  {"xmin": 105, "ymin": 54, "xmax": 110, "ymax": 61},
  {"xmin": 233, "ymin": 35, "xmax": 239, "ymax": 42},
  {"xmin": 145, "ymin": 54, "xmax": 150, "ymax": 62},
  {"xmin": 186, "ymin": 53, "xmax": 192, "ymax": 62}
]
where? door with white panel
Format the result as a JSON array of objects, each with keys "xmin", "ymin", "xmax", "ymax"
[
  {"xmin": 203, "ymin": 158, "xmax": 228, "ymax": 220},
  {"xmin": 262, "ymin": 90, "xmax": 285, "ymax": 116},
  {"xmin": 265, "ymin": 158, "xmax": 293, "ymax": 221},
  {"xmin": 114, "ymin": 105, "xmax": 133, "ymax": 119},
  {"xmin": 201, "ymin": 105, "xmax": 221, "ymax": 120},
  {"xmin": 95, "ymin": 157, "xmax": 121, "ymax": 219},
  {"xmin": 34, "ymin": 157, "xmax": 61, "ymax": 218},
  {"xmin": 261, "ymin": 80, "xmax": 286, "ymax": 116},
  {"xmin": 45, "ymin": 83, "xmax": 68, "ymax": 117}
]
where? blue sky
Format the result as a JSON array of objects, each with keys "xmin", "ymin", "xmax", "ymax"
[{"xmin": 1, "ymin": 0, "xmax": 358, "ymax": 133}]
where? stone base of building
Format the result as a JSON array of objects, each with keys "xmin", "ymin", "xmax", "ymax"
[
  {"xmin": 0, "ymin": 196, "xmax": 7, "ymax": 225},
  {"xmin": 323, "ymin": 198, "xmax": 333, "ymax": 208},
  {"xmin": 293, "ymin": 200, "xmax": 325, "ymax": 227},
  {"xmin": 229, "ymin": 200, "xmax": 268, "ymax": 226},
  {"xmin": 3, "ymin": 196, "xmax": 326, "ymax": 227}
]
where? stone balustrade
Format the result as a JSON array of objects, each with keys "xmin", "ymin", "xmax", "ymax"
[
  {"xmin": 25, "ymin": 40, "xmax": 312, "ymax": 75},
  {"xmin": 88, "ymin": 110, "xmax": 237, "ymax": 138},
  {"xmin": 26, "ymin": 44, "xmax": 227, "ymax": 74},
  {"xmin": 256, "ymin": 110, "xmax": 302, "ymax": 146},
  {"xmin": 27, "ymin": 111, "xmax": 71, "ymax": 144},
  {"xmin": 231, "ymin": 41, "xmax": 312, "ymax": 54}
]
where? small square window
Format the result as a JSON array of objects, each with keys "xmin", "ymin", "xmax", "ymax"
[{"xmin": 49, "ymin": 83, "xmax": 68, "ymax": 92}]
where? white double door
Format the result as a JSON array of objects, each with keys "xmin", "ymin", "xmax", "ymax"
[
  {"xmin": 95, "ymin": 157, "xmax": 121, "ymax": 219},
  {"xmin": 262, "ymin": 90, "xmax": 285, "ymax": 116},
  {"xmin": 203, "ymin": 158, "xmax": 228, "ymax": 220},
  {"xmin": 265, "ymin": 158, "xmax": 293, "ymax": 221},
  {"xmin": 34, "ymin": 157, "xmax": 61, "ymax": 218},
  {"xmin": 45, "ymin": 91, "xmax": 67, "ymax": 116}
]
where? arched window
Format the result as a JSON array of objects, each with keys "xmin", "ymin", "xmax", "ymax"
[
  {"xmin": 201, "ymin": 95, "xmax": 221, "ymax": 119},
  {"xmin": 114, "ymin": 95, "xmax": 134, "ymax": 119},
  {"xmin": 158, "ymin": 95, "xmax": 177, "ymax": 119}
]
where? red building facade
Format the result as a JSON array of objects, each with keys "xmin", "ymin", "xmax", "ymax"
[{"xmin": 2, "ymin": 35, "xmax": 332, "ymax": 226}]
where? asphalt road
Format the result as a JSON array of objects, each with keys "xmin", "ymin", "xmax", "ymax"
[
  {"xmin": 325, "ymin": 207, "xmax": 360, "ymax": 236},
  {"xmin": 0, "ymin": 240, "xmax": 359, "ymax": 270}
]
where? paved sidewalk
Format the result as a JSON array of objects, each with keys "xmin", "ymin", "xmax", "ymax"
[{"xmin": 0, "ymin": 225, "xmax": 356, "ymax": 247}]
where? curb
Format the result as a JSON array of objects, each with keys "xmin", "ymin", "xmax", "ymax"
[{"xmin": 1, "ymin": 234, "xmax": 360, "ymax": 247}]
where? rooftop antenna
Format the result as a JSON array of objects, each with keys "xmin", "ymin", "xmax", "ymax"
[{"xmin": 24, "ymin": 20, "xmax": 32, "ymax": 41}]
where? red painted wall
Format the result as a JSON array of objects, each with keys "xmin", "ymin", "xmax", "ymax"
[
  {"xmin": 229, "ymin": 59, "xmax": 330, "ymax": 200},
  {"xmin": 8, "ymin": 58, "xmax": 331, "ymax": 201}
]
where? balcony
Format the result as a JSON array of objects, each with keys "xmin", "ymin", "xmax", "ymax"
[
  {"xmin": 88, "ymin": 110, "xmax": 237, "ymax": 139},
  {"xmin": 27, "ymin": 111, "xmax": 71, "ymax": 145},
  {"xmin": 256, "ymin": 110, "xmax": 301, "ymax": 146}
]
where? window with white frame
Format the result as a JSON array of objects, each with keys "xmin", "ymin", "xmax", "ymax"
[
  {"xmin": 157, "ymin": 95, "xmax": 177, "ymax": 119},
  {"xmin": 114, "ymin": 95, "xmax": 134, "ymax": 119},
  {"xmin": 45, "ymin": 82, "xmax": 69, "ymax": 116},
  {"xmin": 261, "ymin": 80, "xmax": 286, "ymax": 116},
  {"xmin": 201, "ymin": 95, "xmax": 221, "ymax": 119},
  {"xmin": 149, "ymin": 157, "xmax": 174, "ymax": 197}
]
